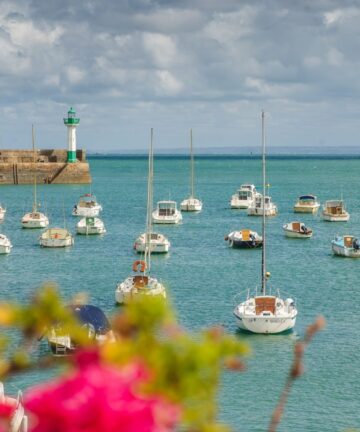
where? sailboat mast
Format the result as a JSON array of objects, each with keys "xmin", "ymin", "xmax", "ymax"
[
  {"xmin": 261, "ymin": 111, "xmax": 266, "ymax": 295},
  {"xmin": 145, "ymin": 128, "xmax": 154, "ymax": 273},
  {"xmin": 190, "ymin": 129, "xmax": 194, "ymax": 198},
  {"xmin": 32, "ymin": 125, "xmax": 37, "ymax": 212}
]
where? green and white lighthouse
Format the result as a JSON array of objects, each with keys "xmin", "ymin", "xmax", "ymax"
[{"xmin": 63, "ymin": 107, "xmax": 80, "ymax": 163}]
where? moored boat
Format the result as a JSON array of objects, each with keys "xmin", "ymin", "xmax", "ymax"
[
  {"xmin": 72, "ymin": 194, "xmax": 102, "ymax": 217},
  {"xmin": 331, "ymin": 235, "xmax": 360, "ymax": 257},
  {"xmin": 76, "ymin": 217, "xmax": 106, "ymax": 235},
  {"xmin": 283, "ymin": 221, "xmax": 313, "ymax": 238},
  {"xmin": 0, "ymin": 205, "xmax": 6, "ymax": 222},
  {"xmin": 234, "ymin": 111, "xmax": 297, "ymax": 334},
  {"xmin": 116, "ymin": 129, "xmax": 167, "ymax": 304},
  {"xmin": 134, "ymin": 232, "xmax": 170, "ymax": 254},
  {"xmin": 47, "ymin": 304, "xmax": 115, "ymax": 356},
  {"xmin": 180, "ymin": 129, "xmax": 202, "ymax": 212},
  {"xmin": 21, "ymin": 125, "xmax": 49, "ymax": 229},
  {"xmin": 0, "ymin": 234, "xmax": 12, "ymax": 254},
  {"xmin": 293, "ymin": 195, "xmax": 320, "ymax": 213},
  {"xmin": 322, "ymin": 200, "xmax": 349, "ymax": 222},
  {"xmin": 39, "ymin": 228, "xmax": 74, "ymax": 248},
  {"xmin": 225, "ymin": 229, "xmax": 262, "ymax": 248},
  {"xmin": 230, "ymin": 184, "xmax": 258, "ymax": 209},
  {"xmin": 247, "ymin": 194, "xmax": 278, "ymax": 216},
  {"xmin": 152, "ymin": 200, "xmax": 182, "ymax": 224}
]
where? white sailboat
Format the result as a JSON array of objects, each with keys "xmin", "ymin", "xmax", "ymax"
[
  {"xmin": 21, "ymin": 125, "xmax": 49, "ymax": 229},
  {"xmin": 234, "ymin": 112, "xmax": 297, "ymax": 334},
  {"xmin": 181, "ymin": 129, "xmax": 202, "ymax": 212},
  {"xmin": 116, "ymin": 129, "xmax": 166, "ymax": 304},
  {"xmin": 76, "ymin": 217, "xmax": 106, "ymax": 235}
]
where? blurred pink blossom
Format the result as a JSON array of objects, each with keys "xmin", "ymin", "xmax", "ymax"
[
  {"xmin": 25, "ymin": 349, "xmax": 180, "ymax": 432},
  {"xmin": 0, "ymin": 399, "xmax": 16, "ymax": 432}
]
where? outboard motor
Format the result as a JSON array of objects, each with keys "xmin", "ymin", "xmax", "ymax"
[
  {"xmin": 353, "ymin": 239, "xmax": 360, "ymax": 250},
  {"xmin": 250, "ymin": 233, "xmax": 256, "ymax": 246},
  {"xmin": 301, "ymin": 225, "xmax": 308, "ymax": 234}
]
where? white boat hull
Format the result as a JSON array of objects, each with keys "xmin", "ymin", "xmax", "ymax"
[
  {"xmin": 284, "ymin": 229, "xmax": 312, "ymax": 238},
  {"xmin": 76, "ymin": 218, "xmax": 106, "ymax": 235},
  {"xmin": 39, "ymin": 228, "xmax": 74, "ymax": 248},
  {"xmin": 332, "ymin": 243, "xmax": 360, "ymax": 257},
  {"xmin": 322, "ymin": 213, "xmax": 349, "ymax": 222},
  {"xmin": 72, "ymin": 206, "xmax": 102, "ymax": 217},
  {"xmin": 248, "ymin": 206, "xmax": 278, "ymax": 216},
  {"xmin": 134, "ymin": 233, "xmax": 170, "ymax": 253},
  {"xmin": 180, "ymin": 198, "xmax": 202, "ymax": 212},
  {"xmin": 230, "ymin": 198, "xmax": 253, "ymax": 209},
  {"xmin": 40, "ymin": 238, "xmax": 74, "ymax": 248},
  {"xmin": 21, "ymin": 212, "xmax": 49, "ymax": 229},
  {"xmin": 294, "ymin": 204, "xmax": 319, "ymax": 213},
  {"xmin": 152, "ymin": 211, "xmax": 182, "ymax": 224},
  {"xmin": 234, "ymin": 314, "xmax": 297, "ymax": 334},
  {"xmin": 0, "ymin": 209, "xmax": 6, "ymax": 221},
  {"xmin": 0, "ymin": 235, "xmax": 12, "ymax": 254}
]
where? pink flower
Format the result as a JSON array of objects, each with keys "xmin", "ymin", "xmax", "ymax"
[
  {"xmin": 25, "ymin": 349, "xmax": 180, "ymax": 432},
  {"xmin": 0, "ymin": 399, "xmax": 16, "ymax": 432}
]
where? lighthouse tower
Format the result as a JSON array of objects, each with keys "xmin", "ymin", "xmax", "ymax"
[{"xmin": 63, "ymin": 107, "xmax": 80, "ymax": 163}]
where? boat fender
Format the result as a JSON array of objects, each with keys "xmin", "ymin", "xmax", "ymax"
[{"xmin": 132, "ymin": 260, "xmax": 147, "ymax": 273}]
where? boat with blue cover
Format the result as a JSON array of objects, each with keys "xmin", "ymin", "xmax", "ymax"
[{"xmin": 47, "ymin": 304, "xmax": 114, "ymax": 356}]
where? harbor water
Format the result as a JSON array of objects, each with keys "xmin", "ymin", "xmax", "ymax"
[{"xmin": 0, "ymin": 155, "xmax": 359, "ymax": 431}]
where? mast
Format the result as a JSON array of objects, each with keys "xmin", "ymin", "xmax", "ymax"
[
  {"xmin": 190, "ymin": 129, "xmax": 194, "ymax": 198},
  {"xmin": 261, "ymin": 111, "xmax": 266, "ymax": 295},
  {"xmin": 145, "ymin": 128, "xmax": 154, "ymax": 273},
  {"xmin": 32, "ymin": 125, "xmax": 37, "ymax": 213}
]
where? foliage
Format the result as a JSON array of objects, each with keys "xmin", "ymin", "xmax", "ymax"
[{"xmin": 0, "ymin": 284, "xmax": 248, "ymax": 431}]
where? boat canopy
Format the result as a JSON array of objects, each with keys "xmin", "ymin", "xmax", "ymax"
[
  {"xmin": 69, "ymin": 305, "xmax": 111, "ymax": 334},
  {"xmin": 299, "ymin": 195, "xmax": 316, "ymax": 200}
]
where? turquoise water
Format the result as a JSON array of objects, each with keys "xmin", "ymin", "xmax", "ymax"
[{"xmin": 1, "ymin": 155, "xmax": 359, "ymax": 431}]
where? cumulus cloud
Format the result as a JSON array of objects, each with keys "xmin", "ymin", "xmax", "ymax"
[{"xmin": 0, "ymin": 0, "xmax": 359, "ymax": 151}]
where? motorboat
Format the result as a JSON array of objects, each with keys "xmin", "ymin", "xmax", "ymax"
[
  {"xmin": 234, "ymin": 111, "xmax": 297, "ymax": 334},
  {"xmin": 76, "ymin": 217, "xmax": 106, "ymax": 235},
  {"xmin": 0, "ymin": 382, "xmax": 28, "ymax": 431},
  {"xmin": 39, "ymin": 228, "xmax": 74, "ymax": 248},
  {"xmin": 247, "ymin": 194, "xmax": 278, "ymax": 216},
  {"xmin": 283, "ymin": 221, "xmax": 313, "ymax": 238},
  {"xmin": 47, "ymin": 304, "xmax": 115, "ymax": 356},
  {"xmin": 21, "ymin": 125, "xmax": 49, "ymax": 229},
  {"xmin": 116, "ymin": 129, "xmax": 166, "ymax": 304},
  {"xmin": 0, "ymin": 234, "xmax": 12, "ymax": 254},
  {"xmin": 152, "ymin": 200, "xmax": 182, "ymax": 224},
  {"xmin": 181, "ymin": 129, "xmax": 203, "ymax": 212},
  {"xmin": 225, "ymin": 229, "xmax": 262, "ymax": 248},
  {"xmin": 72, "ymin": 194, "xmax": 102, "ymax": 217},
  {"xmin": 293, "ymin": 195, "xmax": 320, "ymax": 213},
  {"xmin": 331, "ymin": 235, "xmax": 360, "ymax": 258},
  {"xmin": 322, "ymin": 200, "xmax": 349, "ymax": 222},
  {"xmin": 134, "ymin": 232, "xmax": 170, "ymax": 254},
  {"xmin": 230, "ymin": 184, "xmax": 258, "ymax": 209},
  {"xmin": 0, "ymin": 205, "xmax": 6, "ymax": 222}
]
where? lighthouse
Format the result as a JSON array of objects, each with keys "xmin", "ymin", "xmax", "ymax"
[{"xmin": 63, "ymin": 107, "xmax": 80, "ymax": 163}]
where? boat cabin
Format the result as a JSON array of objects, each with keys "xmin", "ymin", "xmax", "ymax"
[
  {"xmin": 241, "ymin": 229, "xmax": 251, "ymax": 241},
  {"xmin": 133, "ymin": 275, "xmax": 149, "ymax": 288},
  {"xmin": 237, "ymin": 190, "xmax": 252, "ymax": 201},
  {"xmin": 324, "ymin": 200, "xmax": 345, "ymax": 214},
  {"xmin": 157, "ymin": 201, "xmax": 177, "ymax": 216},
  {"xmin": 255, "ymin": 196, "xmax": 271, "ymax": 208}
]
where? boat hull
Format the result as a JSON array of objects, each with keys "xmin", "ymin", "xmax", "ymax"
[
  {"xmin": 21, "ymin": 213, "xmax": 49, "ymax": 229},
  {"xmin": 294, "ymin": 205, "xmax": 319, "ymax": 213},
  {"xmin": 0, "ymin": 245, "xmax": 11, "ymax": 254},
  {"xmin": 230, "ymin": 199, "xmax": 252, "ymax": 209},
  {"xmin": 152, "ymin": 213, "xmax": 182, "ymax": 224},
  {"xmin": 230, "ymin": 240, "xmax": 262, "ymax": 248},
  {"xmin": 234, "ymin": 313, "xmax": 296, "ymax": 334},
  {"xmin": 72, "ymin": 206, "xmax": 101, "ymax": 217},
  {"xmin": 332, "ymin": 243, "xmax": 360, "ymax": 257},
  {"xmin": 115, "ymin": 276, "xmax": 166, "ymax": 304},
  {"xmin": 322, "ymin": 213, "xmax": 349, "ymax": 222},
  {"xmin": 134, "ymin": 242, "xmax": 169, "ymax": 253},
  {"xmin": 40, "ymin": 238, "xmax": 74, "ymax": 247},
  {"xmin": 247, "ymin": 207, "xmax": 278, "ymax": 216},
  {"xmin": 180, "ymin": 200, "xmax": 202, "ymax": 212},
  {"xmin": 283, "ymin": 229, "xmax": 312, "ymax": 238}
]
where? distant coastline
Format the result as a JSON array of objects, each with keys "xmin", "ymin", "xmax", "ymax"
[{"xmin": 88, "ymin": 146, "xmax": 360, "ymax": 158}]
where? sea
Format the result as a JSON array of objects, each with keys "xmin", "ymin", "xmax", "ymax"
[{"xmin": 1, "ymin": 154, "xmax": 359, "ymax": 432}]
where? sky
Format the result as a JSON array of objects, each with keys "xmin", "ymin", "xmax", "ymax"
[{"xmin": 1, "ymin": 0, "xmax": 360, "ymax": 153}]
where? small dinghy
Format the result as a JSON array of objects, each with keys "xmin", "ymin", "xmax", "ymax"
[
  {"xmin": 39, "ymin": 228, "xmax": 74, "ymax": 248},
  {"xmin": 283, "ymin": 221, "xmax": 313, "ymax": 238},
  {"xmin": 0, "ymin": 234, "xmax": 12, "ymax": 254},
  {"xmin": 47, "ymin": 304, "xmax": 115, "ymax": 356},
  {"xmin": 225, "ymin": 229, "xmax": 262, "ymax": 248},
  {"xmin": 76, "ymin": 217, "xmax": 106, "ymax": 235},
  {"xmin": 331, "ymin": 235, "xmax": 360, "ymax": 258}
]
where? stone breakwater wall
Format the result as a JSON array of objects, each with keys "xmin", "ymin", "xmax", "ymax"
[{"xmin": 0, "ymin": 150, "xmax": 91, "ymax": 184}]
